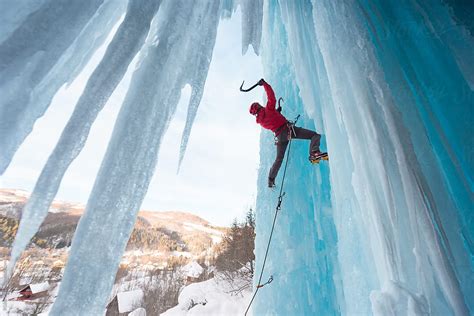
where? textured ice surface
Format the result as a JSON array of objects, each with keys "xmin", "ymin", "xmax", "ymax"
[
  {"xmin": 50, "ymin": 0, "xmax": 221, "ymax": 314},
  {"xmin": 240, "ymin": 0, "xmax": 263, "ymax": 55},
  {"xmin": 0, "ymin": 0, "xmax": 125, "ymax": 174},
  {"xmin": 0, "ymin": 0, "xmax": 47, "ymax": 43},
  {"xmin": 253, "ymin": 2, "xmax": 338, "ymax": 315},
  {"xmin": 253, "ymin": 0, "xmax": 473, "ymax": 315},
  {"xmin": 5, "ymin": 0, "xmax": 160, "ymax": 283}
]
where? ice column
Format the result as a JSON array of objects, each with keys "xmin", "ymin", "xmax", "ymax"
[
  {"xmin": 240, "ymin": 0, "xmax": 263, "ymax": 55},
  {"xmin": 5, "ymin": 0, "xmax": 160, "ymax": 283},
  {"xmin": 50, "ymin": 1, "xmax": 221, "ymax": 314},
  {"xmin": 0, "ymin": 0, "xmax": 124, "ymax": 174}
]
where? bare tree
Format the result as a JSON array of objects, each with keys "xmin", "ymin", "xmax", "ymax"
[
  {"xmin": 141, "ymin": 267, "xmax": 185, "ymax": 314},
  {"xmin": 28, "ymin": 296, "xmax": 51, "ymax": 315},
  {"xmin": 214, "ymin": 209, "xmax": 255, "ymax": 295}
]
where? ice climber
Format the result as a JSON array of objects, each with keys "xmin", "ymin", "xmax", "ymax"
[{"xmin": 248, "ymin": 79, "xmax": 328, "ymax": 188}]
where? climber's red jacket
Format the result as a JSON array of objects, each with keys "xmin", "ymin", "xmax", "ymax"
[{"xmin": 255, "ymin": 82, "xmax": 287, "ymax": 135}]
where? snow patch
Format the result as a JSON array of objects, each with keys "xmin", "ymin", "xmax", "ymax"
[
  {"xmin": 162, "ymin": 277, "xmax": 251, "ymax": 316},
  {"xmin": 117, "ymin": 289, "xmax": 144, "ymax": 314}
]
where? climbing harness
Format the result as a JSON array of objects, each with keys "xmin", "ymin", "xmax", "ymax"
[
  {"xmin": 287, "ymin": 114, "xmax": 300, "ymax": 140},
  {"xmin": 244, "ymin": 115, "xmax": 299, "ymax": 316},
  {"xmin": 274, "ymin": 114, "xmax": 301, "ymax": 145}
]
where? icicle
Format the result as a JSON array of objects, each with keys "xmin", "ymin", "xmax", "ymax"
[
  {"xmin": 277, "ymin": 0, "xmax": 326, "ymax": 128},
  {"xmin": 220, "ymin": 0, "xmax": 237, "ymax": 19},
  {"xmin": 0, "ymin": 0, "xmax": 124, "ymax": 175},
  {"xmin": 50, "ymin": 1, "xmax": 221, "ymax": 314},
  {"xmin": 177, "ymin": 16, "xmax": 220, "ymax": 170},
  {"xmin": 5, "ymin": 0, "xmax": 160, "ymax": 286},
  {"xmin": 240, "ymin": 0, "xmax": 263, "ymax": 55}
]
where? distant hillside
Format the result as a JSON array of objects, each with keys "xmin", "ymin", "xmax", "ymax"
[{"xmin": 0, "ymin": 189, "xmax": 226, "ymax": 255}]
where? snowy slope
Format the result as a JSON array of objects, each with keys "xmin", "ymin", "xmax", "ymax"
[{"xmin": 162, "ymin": 277, "xmax": 251, "ymax": 316}]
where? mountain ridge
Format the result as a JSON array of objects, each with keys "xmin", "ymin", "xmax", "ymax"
[{"xmin": 0, "ymin": 188, "xmax": 225, "ymax": 254}]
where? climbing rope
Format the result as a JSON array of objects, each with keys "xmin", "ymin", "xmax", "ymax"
[{"xmin": 244, "ymin": 115, "xmax": 299, "ymax": 316}]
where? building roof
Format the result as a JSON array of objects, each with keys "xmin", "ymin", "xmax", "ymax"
[
  {"xmin": 182, "ymin": 261, "xmax": 204, "ymax": 278},
  {"xmin": 117, "ymin": 289, "xmax": 144, "ymax": 313},
  {"xmin": 20, "ymin": 282, "xmax": 49, "ymax": 294}
]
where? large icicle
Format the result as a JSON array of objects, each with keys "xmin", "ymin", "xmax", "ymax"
[
  {"xmin": 50, "ymin": 1, "xmax": 221, "ymax": 314},
  {"xmin": 273, "ymin": 1, "xmax": 378, "ymax": 314},
  {"xmin": 177, "ymin": 17, "xmax": 222, "ymax": 169},
  {"xmin": 5, "ymin": 0, "xmax": 161, "ymax": 283},
  {"xmin": 177, "ymin": 0, "xmax": 264, "ymax": 169},
  {"xmin": 0, "ymin": 0, "xmax": 125, "ymax": 174},
  {"xmin": 240, "ymin": 0, "xmax": 263, "ymax": 55}
]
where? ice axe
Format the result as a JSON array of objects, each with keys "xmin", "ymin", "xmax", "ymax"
[
  {"xmin": 240, "ymin": 80, "xmax": 284, "ymax": 111},
  {"xmin": 239, "ymin": 80, "xmax": 260, "ymax": 92}
]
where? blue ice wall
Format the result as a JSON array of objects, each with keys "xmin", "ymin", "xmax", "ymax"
[
  {"xmin": 253, "ymin": 2, "xmax": 340, "ymax": 315},
  {"xmin": 254, "ymin": 0, "xmax": 473, "ymax": 315}
]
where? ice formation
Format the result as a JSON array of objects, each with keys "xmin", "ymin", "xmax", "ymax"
[
  {"xmin": 253, "ymin": 1, "xmax": 473, "ymax": 315},
  {"xmin": 0, "ymin": 0, "xmax": 126, "ymax": 174},
  {"xmin": 2, "ymin": 0, "xmax": 472, "ymax": 315},
  {"xmin": 5, "ymin": 0, "xmax": 160, "ymax": 283},
  {"xmin": 50, "ymin": 1, "xmax": 222, "ymax": 314}
]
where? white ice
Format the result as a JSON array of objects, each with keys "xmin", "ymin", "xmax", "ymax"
[
  {"xmin": 5, "ymin": 0, "xmax": 160, "ymax": 284},
  {"xmin": 50, "ymin": 1, "xmax": 222, "ymax": 314}
]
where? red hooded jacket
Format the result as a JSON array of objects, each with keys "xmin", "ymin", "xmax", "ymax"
[{"xmin": 255, "ymin": 82, "xmax": 287, "ymax": 135}]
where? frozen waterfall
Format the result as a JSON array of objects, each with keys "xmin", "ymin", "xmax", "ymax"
[
  {"xmin": 2, "ymin": 0, "xmax": 472, "ymax": 315},
  {"xmin": 253, "ymin": 1, "xmax": 473, "ymax": 315}
]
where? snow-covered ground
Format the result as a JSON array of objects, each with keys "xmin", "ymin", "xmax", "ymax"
[
  {"xmin": 0, "ymin": 271, "xmax": 251, "ymax": 315},
  {"xmin": 162, "ymin": 277, "xmax": 252, "ymax": 316}
]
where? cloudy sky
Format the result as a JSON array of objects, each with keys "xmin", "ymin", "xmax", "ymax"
[{"xmin": 0, "ymin": 10, "xmax": 264, "ymax": 226}]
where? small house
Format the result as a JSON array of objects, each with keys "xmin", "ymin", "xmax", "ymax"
[
  {"xmin": 182, "ymin": 261, "xmax": 204, "ymax": 284},
  {"xmin": 106, "ymin": 289, "xmax": 144, "ymax": 316},
  {"xmin": 16, "ymin": 282, "xmax": 49, "ymax": 301}
]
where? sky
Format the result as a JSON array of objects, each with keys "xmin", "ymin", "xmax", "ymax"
[{"xmin": 0, "ymin": 9, "xmax": 264, "ymax": 226}]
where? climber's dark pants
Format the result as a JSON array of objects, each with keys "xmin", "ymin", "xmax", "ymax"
[{"xmin": 268, "ymin": 125, "xmax": 321, "ymax": 181}]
